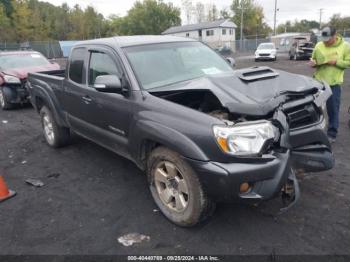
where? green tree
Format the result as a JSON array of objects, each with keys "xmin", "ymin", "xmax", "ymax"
[
  {"xmin": 329, "ymin": 14, "xmax": 350, "ymax": 36},
  {"xmin": 117, "ymin": 0, "xmax": 181, "ymax": 35},
  {"xmin": 220, "ymin": 8, "xmax": 231, "ymax": 19},
  {"xmin": 11, "ymin": 0, "xmax": 34, "ymax": 41},
  {"xmin": 277, "ymin": 19, "xmax": 320, "ymax": 34},
  {"xmin": 1, "ymin": 0, "xmax": 13, "ymax": 16},
  {"xmin": 0, "ymin": 3, "xmax": 13, "ymax": 41},
  {"xmin": 231, "ymin": 0, "xmax": 271, "ymax": 39}
]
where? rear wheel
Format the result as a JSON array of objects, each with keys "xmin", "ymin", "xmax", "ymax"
[
  {"xmin": 0, "ymin": 87, "xmax": 13, "ymax": 110},
  {"xmin": 40, "ymin": 106, "xmax": 70, "ymax": 148},
  {"xmin": 147, "ymin": 147, "xmax": 215, "ymax": 227}
]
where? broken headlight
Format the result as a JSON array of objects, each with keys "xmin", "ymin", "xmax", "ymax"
[
  {"xmin": 213, "ymin": 121, "xmax": 279, "ymax": 156},
  {"xmin": 3, "ymin": 75, "xmax": 21, "ymax": 84}
]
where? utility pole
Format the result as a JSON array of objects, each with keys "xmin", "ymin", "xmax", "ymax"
[
  {"xmin": 273, "ymin": 0, "xmax": 278, "ymax": 36},
  {"xmin": 319, "ymin": 8, "xmax": 324, "ymax": 29},
  {"xmin": 240, "ymin": 0, "xmax": 244, "ymax": 50}
]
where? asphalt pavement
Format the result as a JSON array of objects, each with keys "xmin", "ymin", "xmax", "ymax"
[{"xmin": 0, "ymin": 55, "xmax": 349, "ymax": 256}]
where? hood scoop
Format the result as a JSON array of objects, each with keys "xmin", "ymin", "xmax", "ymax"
[{"xmin": 238, "ymin": 66, "xmax": 279, "ymax": 82}]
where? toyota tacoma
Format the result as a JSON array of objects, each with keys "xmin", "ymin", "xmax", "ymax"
[{"xmin": 27, "ymin": 36, "xmax": 334, "ymax": 226}]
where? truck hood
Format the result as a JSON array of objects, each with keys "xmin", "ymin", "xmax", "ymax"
[
  {"xmin": 149, "ymin": 67, "xmax": 323, "ymax": 116},
  {"xmin": 1, "ymin": 63, "xmax": 60, "ymax": 80}
]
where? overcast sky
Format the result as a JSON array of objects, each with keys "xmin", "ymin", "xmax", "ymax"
[{"xmin": 44, "ymin": 0, "xmax": 350, "ymax": 27}]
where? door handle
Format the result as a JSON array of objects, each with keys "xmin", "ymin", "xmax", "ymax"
[{"xmin": 82, "ymin": 96, "xmax": 93, "ymax": 104}]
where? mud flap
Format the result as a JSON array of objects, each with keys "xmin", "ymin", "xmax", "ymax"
[{"xmin": 279, "ymin": 169, "xmax": 300, "ymax": 214}]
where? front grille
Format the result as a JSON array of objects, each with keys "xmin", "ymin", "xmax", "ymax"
[
  {"xmin": 284, "ymin": 103, "xmax": 320, "ymax": 129},
  {"xmin": 259, "ymin": 53, "xmax": 270, "ymax": 56}
]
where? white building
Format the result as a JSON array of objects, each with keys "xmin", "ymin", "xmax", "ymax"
[{"xmin": 162, "ymin": 19, "xmax": 237, "ymax": 51}]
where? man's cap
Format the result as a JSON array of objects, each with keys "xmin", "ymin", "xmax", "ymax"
[{"xmin": 320, "ymin": 26, "xmax": 337, "ymax": 41}]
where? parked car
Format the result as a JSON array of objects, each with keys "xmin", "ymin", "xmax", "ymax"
[
  {"xmin": 0, "ymin": 51, "xmax": 60, "ymax": 110},
  {"xmin": 255, "ymin": 43, "xmax": 277, "ymax": 61},
  {"xmin": 289, "ymin": 37, "xmax": 314, "ymax": 60},
  {"xmin": 27, "ymin": 36, "xmax": 334, "ymax": 227},
  {"xmin": 214, "ymin": 45, "xmax": 232, "ymax": 56}
]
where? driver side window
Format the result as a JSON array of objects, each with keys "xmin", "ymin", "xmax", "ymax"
[{"xmin": 88, "ymin": 52, "xmax": 121, "ymax": 86}]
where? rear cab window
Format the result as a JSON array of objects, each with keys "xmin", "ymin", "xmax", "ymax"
[{"xmin": 69, "ymin": 48, "xmax": 86, "ymax": 84}]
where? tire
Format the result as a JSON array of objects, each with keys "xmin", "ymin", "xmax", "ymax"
[
  {"xmin": 0, "ymin": 87, "xmax": 13, "ymax": 110},
  {"xmin": 147, "ymin": 147, "xmax": 215, "ymax": 227},
  {"xmin": 40, "ymin": 106, "xmax": 70, "ymax": 148}
]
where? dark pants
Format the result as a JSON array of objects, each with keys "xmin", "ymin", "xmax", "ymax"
[{"xmin": 326, "ymin": 85, "xmax": 341, "ymax": 138}]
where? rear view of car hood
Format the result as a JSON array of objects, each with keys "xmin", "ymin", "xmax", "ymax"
[{"xmin": 150, "ymin": 67, "xmax": 323, "ymax": 116}]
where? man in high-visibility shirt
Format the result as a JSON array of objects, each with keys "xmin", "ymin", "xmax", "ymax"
[{"xmin": 310, "ymin": 26, "xmax": 350, "ymax": 142}]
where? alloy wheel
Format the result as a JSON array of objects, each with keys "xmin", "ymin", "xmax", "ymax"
[
  {"xmin": 154, "ymin": 161, "xmax": 189, "ymax": 212},
  {"xmin": 0, "ymin": 89, "xmax": 5, "ymax": 108},
  {"xmin": 43, "ymin": 113, "xmax": 55, "ymax": 143}
]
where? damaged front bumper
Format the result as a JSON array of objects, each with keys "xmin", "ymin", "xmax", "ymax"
[
  {"xmin": 185, "ymin": 150, "xmax": 292, "ymax": 203},
  {"xmin": 2, "ymin": 84, "xmax": 29, "ymax": 104},
  {"xmin": 187, "ymin": 83, "xmax": 334, "ymax": 209}
]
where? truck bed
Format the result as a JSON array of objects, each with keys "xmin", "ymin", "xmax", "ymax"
[
  {"xmin": 27, "ymin": 69, "xmax": 67, "ymax": 123},
  {"xmin": 27, "ymin": 69, "xmax": 65, "ymax": 90}
]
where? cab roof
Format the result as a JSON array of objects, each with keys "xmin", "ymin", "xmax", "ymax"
[{"xmin": 75, "ymin": 35, "xmax": 195, "ymax": 48}]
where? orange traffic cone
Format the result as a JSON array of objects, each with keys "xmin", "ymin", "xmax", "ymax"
[{"xmin": 0, "ymin": 175, "xmax": 16, "ymax": 203}]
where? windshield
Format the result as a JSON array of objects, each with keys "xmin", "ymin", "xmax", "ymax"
[
  {"xmin": 258, "ymin": 43, "xmax": 275, "ymax": 50},
  {"xmin": 0, "ymin": 53, "xmax": 50, "ymax": 70},
  {"xmin": 124, "ymin": 42, "xmax": 234, "ymax": 90}
]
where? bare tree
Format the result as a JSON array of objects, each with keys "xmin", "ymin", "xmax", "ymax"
[
  {"xmin": 182, "ymin": 0, "xmax": 194, "ymax": 24},
  {"xmin": 194, "ymin": 2, "xmax": 205, "ymax": 23},
  {"xmin": 206, "ymin": 3, "xmax": 218, "ymax": 22}
]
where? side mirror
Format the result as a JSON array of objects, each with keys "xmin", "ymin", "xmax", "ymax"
[
  {"xmin": 94, "ymin": 75, "xmax": 122, "ymax": 93},
  {"xmin": 226, "ymin": 57, "xmax": 236, "ymax": 68}
]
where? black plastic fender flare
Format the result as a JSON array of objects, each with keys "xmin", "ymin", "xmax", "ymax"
[{"xmin": 132, "ymin": 119, "xmax": 209, "ymax": 163}]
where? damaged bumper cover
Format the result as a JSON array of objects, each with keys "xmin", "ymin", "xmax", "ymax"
[
  {"xmin": 185, "ymin": 150, "xmax": 292, "ymax": 203},
  {"xmin": 187, "ymin": 82, "xmax": 334, "ymax": 205},
  {"xmin": 2, "ymin": 84, "xmax": 29, "ymax": 104}
]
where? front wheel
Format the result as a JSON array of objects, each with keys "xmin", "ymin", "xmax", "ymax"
[
  {"xmin": 40, "ymin": 106, "xmax": 70, "ymax": 148},
  {"xmin": 0, "ymin": 87, "xmax": 13, "ymax": 110},
  {"xmin": 147, "ymin": 147, "xmax": 215, "ymax": 227}
]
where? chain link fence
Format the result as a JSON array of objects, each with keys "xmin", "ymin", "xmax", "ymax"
[
  {"xmin": 0, "ymin": 41, "xmax": 63, "ymax": 59},
  {"xmin": 206, "ymin": 38, "xmax": 274, "ymax": 54}
]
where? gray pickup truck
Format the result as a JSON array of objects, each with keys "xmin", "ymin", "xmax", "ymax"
[{"xmin": 27, "ymin": 36, "xmax": 334, "ymax": 226}]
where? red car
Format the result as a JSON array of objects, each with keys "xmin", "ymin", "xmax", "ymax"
[{"xmin": 0, "ymin": 51, "xmax": 60, "ymax": 110}]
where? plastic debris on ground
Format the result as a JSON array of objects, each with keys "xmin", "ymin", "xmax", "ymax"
[
  {"xmin": 47, "ymin": 173, "xmax": 60, "ymax": 178},
  {"xmin": 2, "ymin": 120, "xmax": 8, "ymax": 124},
  {"xmin": 118, "ymin": 233, "xmax": 150, "ymax": 247},
  {"xmin": 25, "ymin": 178, "xmax": 44, "ymax": 187}
]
